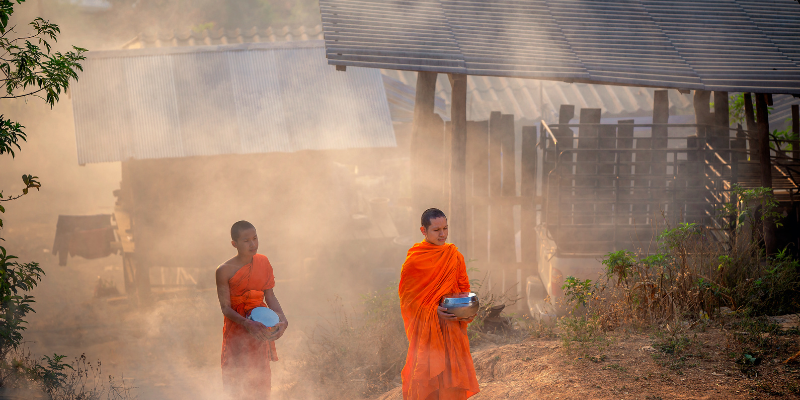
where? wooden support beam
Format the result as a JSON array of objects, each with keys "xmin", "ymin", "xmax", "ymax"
[
  {"xmin": 521, "ymin": 126, "xmax": 538, "ymax": 267},
  {"xmin": 755, "ymin": 93, "xmax": 776, "ymax": 256},
  {"xmin": 411, "ymin": 72, "xmax": 438, "ymax": 225},
  {"xmin": 520, "ymin": 126, "xmax": 538, "ymax": 266},
  {"xmin": 448, "ymin": 73, "xmax": 468, "ymax": 250},
  {"xmin": 652, "ymin": 90, "xmax": 670, "ymax": 203},
  {"xmin": 653, "ymin": 90, "xmax": 670, "ymax": 150},
  {"xmin": 793, "ymin": 104, "xmax": 799, "ymax": 161},
  {"xmin": 576, "ymin": 108, "xmax": 601, "ymax": 225},
  {"xmin": 744, "ymin": 93, "xmax": 758, "ymax": 161},
  {"xmin": 489, "ymin": 111, "xmax": 503, "ymax": 268},
  {"xmin": 693, "ymin": 90, "xmax": 712, "ymax": 138},
  {"xmin": 470, "ymin": 121, "xmax": 490, "ymax": 264},
  {"xmin": 714, "ymin": 91, "xmax": 730, "ymax": 163},
  {"xmin": 557, "ymin": 105, "xmax": 575, "ymax": 149}
]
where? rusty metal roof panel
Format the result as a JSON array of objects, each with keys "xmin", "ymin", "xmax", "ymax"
[
  {"xmin": 320, "ymin": 0, "xmax": 800, "ymax": 94},
  {"xmin": 71, "ymin": 41, "xmax": 395, "ymax": 164}
]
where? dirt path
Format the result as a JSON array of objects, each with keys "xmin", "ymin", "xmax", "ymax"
[{"xmin": 374, "ymin": 332, "xmax": 799, "ymax": 400}]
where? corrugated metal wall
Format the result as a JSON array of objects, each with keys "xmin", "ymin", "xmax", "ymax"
[{"xmin": 71, "ymin": 41, "xmax": 395, "ymax": 164}]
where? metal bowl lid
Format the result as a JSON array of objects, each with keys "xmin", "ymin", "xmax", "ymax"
[
  {"xmin": 443, "ymin": 292, "xmax": 476, "ymax": 299},
  {"xmin": 441, "ymin": 292, "xmax": 478, "ymax": 306}
]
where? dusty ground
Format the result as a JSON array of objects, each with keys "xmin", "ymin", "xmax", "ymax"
[
  {"xmin": 9, "ymin": 219, "xmax": 328, "ymax": 399},
  {"xmin": 375, "ymin": 330, "xmax": 800, "ymax": 400},
  {"xmin": 1, "ymin": 215, "xmax": 797, "ymax": 400},
  {"xmin": 6, "ymin": 221, "xmax": 800, "ymax": 400},
  {"xmin": 2, "ymin": 210, "xmax": 798, "ymax": 400}
]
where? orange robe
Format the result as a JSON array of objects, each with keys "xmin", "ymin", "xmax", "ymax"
[
  {"xmin": 399, "ymin": 241, "xmax": 480, "ymax": 400},
  {"xmin": 221, "ymin": 254, "xmax": 279, "ymax": 399}
]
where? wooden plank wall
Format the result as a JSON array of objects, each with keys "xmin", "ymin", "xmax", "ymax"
[{"xmin": 465, "ymin": 112, "xmax": 537, "ymax": 304}]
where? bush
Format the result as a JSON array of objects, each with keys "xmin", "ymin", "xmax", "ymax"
[
  {"xmin": 0, "ymin": 244, "xmax": 44, "ymax": 361},
  {"xmin": 0, "ymin": 350, "xmax": 135, "ymax": 399},
  {"xmin": 559, "ymin": 187, "xmax": 800, "ymax": 330}
]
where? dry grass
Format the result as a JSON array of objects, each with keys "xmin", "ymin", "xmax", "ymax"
[
  {"xmin": 279, "ymin": 291, "xmax": 407, "ymax": 400},
  {"xmin": 0, "ymin": 348, "xmax": 135, "ymax": 400}
]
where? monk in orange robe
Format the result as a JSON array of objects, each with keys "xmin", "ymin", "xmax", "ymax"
[
  {"xmin": 216, "ymin": 220, "xmax": 288, "ymax": 400},
  {"xmin": 399, "ymin": 208, "xmax": 480, "ymax": 400}
]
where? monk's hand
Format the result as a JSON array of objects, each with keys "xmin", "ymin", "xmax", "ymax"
[
  {"xmin": 437, "ymin": 306, "xmax": 458, "ymax": 321},
  {"xmin": 267, "ymin": 320, "xmax": 288, "ymax": 341},
  {"xmin": 244, "ymin": 320, "xmax": 272, "ymax": 341},
  {"xmin": 459, "ymin": 314, "xmax": 477, "ymax": 323}
]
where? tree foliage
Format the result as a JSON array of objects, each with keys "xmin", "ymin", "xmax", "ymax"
[
  {"xmin": 0, "ymin": 0, "xmax": 85, "ymax": 225},
  {"xmin": 0, "ymin": 0, "xmax": 83, "ymax": 361}
]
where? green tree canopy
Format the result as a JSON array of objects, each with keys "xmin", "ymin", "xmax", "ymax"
[
  {"xmin": 0, "ymin": 0, "xmax": 84, "ymax": 355},
  {"xmin": 1, "ymin": 0, "xmax": 85, "ymax": 225}
]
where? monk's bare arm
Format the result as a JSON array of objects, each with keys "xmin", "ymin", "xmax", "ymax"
[
  {"xmin": 216, "ymin": 265, "xmax": 271, "ymax": 341},
  {"xmin": 265, "ymin": 288, "xmax": 288, "ymax": 340},
  {"xmin": 216, "ymin": 266, "xmax": 249, "ymax": 325}
]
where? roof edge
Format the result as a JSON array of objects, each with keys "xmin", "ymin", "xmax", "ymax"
[{"xmin": 88, "ymin": 40, "xmax": 325, "ymax": 59}]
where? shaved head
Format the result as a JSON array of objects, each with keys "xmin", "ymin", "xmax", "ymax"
[
  {"xmin": 230, "ymin": 220, "xmax": 256, "ymax": 241},
  {"xmin": 421, "ymin": 208, "xmax": 447, "ymax": 230}
]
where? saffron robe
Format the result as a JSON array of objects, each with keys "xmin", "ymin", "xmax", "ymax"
[
  {"xmin": 399, "ymin": 242, "xmax": 480, "ymax": 400},
  {"xmin": 221, "ymin": 254, "xmax": 279, "ymax": 399}
]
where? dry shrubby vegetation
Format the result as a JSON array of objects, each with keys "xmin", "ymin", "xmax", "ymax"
[
  {"xmin": 0, "ymin": 350, "xmax": 134, "ymax": 399},
  {"xmin": 555, "ymin": 185, "xmax": 800, "ymax": 396}
]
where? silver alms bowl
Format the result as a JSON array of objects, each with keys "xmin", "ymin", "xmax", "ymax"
[{"xmin": 440, "ymin": 292, "xmax": 480, "ymax": 319}]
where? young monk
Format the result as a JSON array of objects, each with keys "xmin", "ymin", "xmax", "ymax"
[
  {"xmin": 216, "ymin": 220, "xmax": 288, "ymax": 400},
  {"xmin": 399, "ymin": 208, "xmax": 480, "ymax": 400}
]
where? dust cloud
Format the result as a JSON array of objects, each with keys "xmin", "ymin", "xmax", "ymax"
[{"xmin": 1, "ymin": 1, "xmax": 412, "ymax": 399}]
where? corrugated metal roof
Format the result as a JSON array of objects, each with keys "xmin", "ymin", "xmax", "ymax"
[
  {"xmin": 319, "ymin": 0, "xmax": 800, "ymax": 94},
  {"xmin": 124, "ymin": 24, "xmax": 701, "ymax": 124},
  {"xmin": 124, "ymin": 25, "xmax": 325, "ymax": 48},
  {"xmin": 71, "ymin": 41, "xmax": 396, "ymax": 164}
]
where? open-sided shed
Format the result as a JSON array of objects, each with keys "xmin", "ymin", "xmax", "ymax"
[{"xmin": 318, "ymin": 0, "xmax": 800, "ymax": 316}]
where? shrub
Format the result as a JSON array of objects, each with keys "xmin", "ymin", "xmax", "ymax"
[
  {"xmin": 0, "ymin": 350, "xmax": 134, "ymax": 399},
  {"xmin": 0, "ymin": 244, "xmax": 44, "ymax": 361},
  {"xmin": 560, "ymin": 187, "xmax": 800, "ymax": 330}
]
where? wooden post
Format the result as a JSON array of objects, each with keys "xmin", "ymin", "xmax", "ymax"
[
  {"xmin": 444, "ymin": 120, "xmax": 453, "ymax": 213},
  {"xmin": 617, "ymin": 120, "xmax": 635, "ymax": 248},
  {"xmin": 576, "ymin": 108, "xmax": 601, "ymax": 225},
  {"xmin": 488, "ymin": 112, "xmax": 503, "ymax": 292},
  {"xmin": 521, "ymin": 126, "xmax": 538, "ymax": 266},
  {"xmin": 693, "ymin": 90, "xmax": 712, "ymax": 138},
  {"xmin": 755, "ymin": 93, "xmax": 776, "ymax": 256},
  {"xmin": 471, "ymin": 121, "xmax": 490, "ymax": 264},
  {"xmin": 448, "ymin": 73, "xmax": 468, "ymax": 251},
  {"xmin": 653, "ymin": 90, "xmax": 670, "ymax": 151},
  {"xmin": 499, "ymin": 114, "xmax": 516, "ymax": 295},
  {"xmin": 466, "ymin": 121, "xmax": 486, "ymax": 260},
  {"xmin": 714, "ymin": 91, "xmax": 731, "ymax": 161},
  {"xmin": 653, "ymin": 89, "xmax": 670, "ymax": 159},
  {"xmin": 733, "ymin": 124, "xmax": 746, "ymax": 174},
  {"xmin": 793, "ymin": 104, "xmax": 799, "ymax": 161},
  {"xmin": 411, "ymin": 71, "xmax": 438, "ymax": 225},
  {"xmin": 597, "ymin": 124, "xmax": 617, "ymax": 225},
  {"xmin": 653, "ymin": 90, "xmax": 670, "ymax": 218},
  {"xmin": 744, "ymin": 93, "xmax": 758, "ymax": 161}
]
